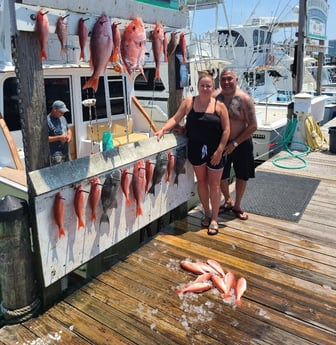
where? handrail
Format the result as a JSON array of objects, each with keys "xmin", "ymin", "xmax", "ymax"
[{"xmin": 131, "ymin": 96, "xmax": 159, "ymax": 133}]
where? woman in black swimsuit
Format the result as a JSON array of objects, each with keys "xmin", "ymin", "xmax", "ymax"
[{"xmin": 155, "ymin": 72, "xmax": 230, "ymax": 235}]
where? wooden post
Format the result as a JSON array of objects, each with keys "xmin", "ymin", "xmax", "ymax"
[
  {"xmin": 0, "ymin": 195, "xmax": 40, "ymax": 323},
  {"xmin": 316, "ymin": 39, "xmax": 325, "ymax": 96}
]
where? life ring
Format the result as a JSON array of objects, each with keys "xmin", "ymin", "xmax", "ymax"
[{"xmin": 267, "ymin": 54, "xmax": 274, "ymax": 65}]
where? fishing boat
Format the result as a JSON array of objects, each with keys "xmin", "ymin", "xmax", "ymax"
[{"xmin": 0, "ymin": 0, "xmax": 197, "ymax": 290}]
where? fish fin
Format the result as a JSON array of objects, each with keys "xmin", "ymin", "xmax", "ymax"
[
  {"xmin": 82, "ymin": 77, "xmax": 99, "ymax": 92},
  {"xmin": 60, "ymin": 47, "xmax": 67, "ymax": 56},
  {"xmin": 40, "ymin": 50, "xmax": 47, "ymax": 60},
  {"xmin": 148, "ymin": 184, "xmax": 155, "ymax": 195},
  {"xmin": 58, "ymin": 227, "xmax": 65, "ymax": 239}
]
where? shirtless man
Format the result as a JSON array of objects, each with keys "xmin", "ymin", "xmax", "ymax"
[{"xmin": 214, "ymin": 68, "xmax": 257, "ymax": 220}]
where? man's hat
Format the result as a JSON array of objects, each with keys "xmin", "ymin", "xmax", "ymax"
[{"xmin": 52, "ymin": 100, "xmax": 69, "ymax": 113}]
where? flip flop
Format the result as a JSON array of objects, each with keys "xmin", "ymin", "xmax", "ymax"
[
  {"xmin": 201, "ymin": 216, "xmax": 211, "ymax": 228},
  {"xmin": 219, "ymin": 203, "xmax": 233, "ymax": 212},
  {"xmin": 207, "ymin": 223, "xmax": 219, "ymax": 236},
  {"xmin": 232, "ymin": 209, "xmax": 248, "ymax": 220}
]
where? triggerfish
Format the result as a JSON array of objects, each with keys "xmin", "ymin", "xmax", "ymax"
[
  {"xmin": 100, "ymin": 169, "xmax": 121, "ymax": 225},
  {"xmin": 83, "ymin": 14, "xmax": 113, "ymax": 92},
  {"xmin": 53, "ymin": 192, "xmax": 66, "ymax": 239},
  {"xmin": 148, "ymin": 151, "xmax": 168, "ymax": 195}
]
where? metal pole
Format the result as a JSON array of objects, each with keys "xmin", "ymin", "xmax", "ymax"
[{"xmin": 296, "ymin": 0, "xmax": 306, "ymax": 93}]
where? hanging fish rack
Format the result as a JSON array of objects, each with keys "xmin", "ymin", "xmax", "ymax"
[{"xmin": 14, "ymin": 1, "xmax": 188, "ymax": 40}]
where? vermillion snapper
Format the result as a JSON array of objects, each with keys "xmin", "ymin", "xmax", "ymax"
[
  {"xmin": 55, "ymin": 15, "xmax": 68, "ymax": 56},
  {"xmin": 121, "ymin": 168, "xmax": 131, "ymax": 206},
  {"xmin": 53, "ymin": 192, "xmax": 66, "ymax": 239},
  {"xmin": 74, "ymin": 184, "xmax": 86, "ymax": 230},
  {"xmin": 121, "ymin": 17, "xmax": 147, "ymax": 78},
  {"xmin": 78, "ymin": 18, "xmax": 89, "ymax": 61},
  {"xmin": 235, "ymin": 277, "xmax": 247, "ymax": 307},
  {"xmin": 83, "ymin": 14, "xmax": 113, "ymax": 92},
  {"xmin": 35, "ymin": 9, "xmax": 49, "ymax": 60},
  {"xmin": 150, "ymin": 22, "xmax": 164, "ymax": 80},
  {"xmin": 132, "ymin": 160, "xmax": 146, "ymax": 217},
  {"xmin": 89, "ymin": 177, "xmax": 101, "ymax": 221},
  {"xmin": 111, "ymin": 22, "xmax": 122, "ymax": 63}
]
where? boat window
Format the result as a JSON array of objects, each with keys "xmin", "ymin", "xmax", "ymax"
[
  {"xmin": 3, "ymin": 76, "xmax": 73, "ymax": 130},
  {"xmin": 3, "ymin": 77, "xmax": 20, "ymax": 131},
  {"xmin": 45, "ymin": 78, "xmax": 72, "ymax": 125},
  {"xmin": 134, "ymin": 68, "xmax": 165, "ymax": 91},
  {"xmin": 81, "ymin": 76, "xmax": 126, "ymax": 121},
  {"xmin": 218, "ymin": 30, "xmax": 246, "ymax": 48}
]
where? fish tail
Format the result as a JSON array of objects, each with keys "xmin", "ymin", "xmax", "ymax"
[
  {"xmin": 78, "ymin": 219, "xmax": 85, "ymax": 230},
  {"xmin": 82, "ymin": 77, "xmax": 99, "ymax": 92},
  {"xmin": 166, "ymin": 176, "xmax": 170, "ymax": 183},
  {"xmin": 148, "ymin": 185, "xmax": 155, "ymax": 195},
  {"xmin": 80, "ymin": 50, "xmax": 85, "ymax": 60},
  {"xmin": 136, "ymin": 205, "xmax": 143, "ymax": 217},
  {"xmin": 99, "ymin": 212, "xmax": 109, "ymax": 225},
  {"xmin": 60, "ymin": 47, "xmax": 67, "ymax": 56},
  {"xmin": 91, "ymin": 212, "xmax": 96, "ymax": 221},
  {"xmin": 224, "ymin": 292, "xmax": 232, "ymax": 299},
  {"xmin": 58, "ymin": 227, "xmax": 65, "ymax": 239},
  {"xmin": 154, "ymin": 67, "xmax": 160, "ymax": 81},
  {"xmin": 174, "ymin": 175, "xmax": 178, "ymax": 185},
  {"xmin": 235, "ymin": 299, "xmax": 243, "ymax": 307},
  {"xmin": 40, "ymin": 50, "xmax": 47, "ymax": 60},
  {"xmin": 111, "ymin": 51, "xmax": 118, "ymax": 62},
  {"xmin": 126, "ymin": 197, "xmax": 131, "ymax": 206}
]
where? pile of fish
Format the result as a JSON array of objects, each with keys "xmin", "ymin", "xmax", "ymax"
[
  {"xmin": 177, "ymin": 259, "xmax": 247, "ymax": 308},
  {"xmin": 35, "ymin": 10, "xmax": 188, "ymax": 91},
  {"xmin": 53, "ymin": 149, "xmax": 186, "ymax": 239}
]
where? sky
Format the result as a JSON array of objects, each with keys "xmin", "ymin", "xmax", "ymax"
[{"xmin": 189, "ymin": 0, "xmax": 336, "ymax": 44}]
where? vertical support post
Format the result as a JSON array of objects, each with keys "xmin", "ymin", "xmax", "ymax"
[
  {"xmin": 0, "ymin": 195, "xmax": 40, "ymax": 324},
  {"xmin": 296, "ymin": 0, "xmax": 307, "ymax": 94}
]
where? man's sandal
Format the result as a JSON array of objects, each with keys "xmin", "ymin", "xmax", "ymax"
[{"xmin": 232, "ymin": 209, "xmax": 248, "ymax": 220}]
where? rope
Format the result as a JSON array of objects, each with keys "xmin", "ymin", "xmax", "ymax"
[
  {"xmin": 304, "ymin": 115, "xmax": 327, "ymax": 151},
  {"xmin": 1, "ymin": 298, "xmax": 40, "ymax": 325}
]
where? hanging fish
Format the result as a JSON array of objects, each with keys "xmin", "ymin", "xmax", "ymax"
[
  {"xmin": 74, "ymin": 184, "xmax": 86, "ymax": 230},
  {"xmin": 167, "ymin": 31, "xmax": 178, "ymax": 60},
  {"xmin": 235, "ymin": 277, "xmax": 247, "ymax": 307},
  {"xmin": 174, "ymin": 147, "xmax": 186, "ymax": 185},
  {"xmin": 55, "ymin": 15, "xmax": 68, "ymax": 56},
  {"xmin": 120, "ymin": 17, "xmax": 147, "ymax": 78},
  {"xmin": 53, "ymin": 192, "xmax": 66, "ymax": 239},
  {"xmin": 83, "ymin": 14, "xmax": 113, "ymax": 92},
  {"xmin": 179, "ymin": 32, "xmax": 187, "ymax": 64},
  {"xmin": 121, "ymin": 168, "xmax": 132, "ymax": 206},
  {"xmin": 145, "ymin": 159, "xmax": 154, "ymax": 193},
  {"xmin": 35, "ymin": 9, "xmax": 49, "ymax": 60},
  {"xmin": 163, "ymin": 31, "xmax": 168, "ymax": 62},
  {"xmin": 132, "ymin": 160, "xmax": 146, "ymax": 217},
  {"xmin": 78, "ymin": 18, "xmax": 89, "ymax": 61},
  {"xmin": 89, "ymin": 177, "xmax": 102, "ymax": 221},
  {"xmin": 100, "ymin": 169, "xmax": 121, "ymax": 225},
  {"xmin": 148, "ymin": 152, "xmax": 168, "ymax": 195},
  {"xmin": 166, "ymin": 151, "xmax": 175, "ymax": 183},
  {"xmin": 111, "ymin": 22, "xmax": 122, "ymax": 63},
  {"xmin": 151, "ymin": 22, "xmax": 165, "ymax": 80}
]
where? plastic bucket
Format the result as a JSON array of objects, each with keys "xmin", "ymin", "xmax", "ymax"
[{"xmin": 328, "ymin": 126, "xmax": 336, "ymax": 153}]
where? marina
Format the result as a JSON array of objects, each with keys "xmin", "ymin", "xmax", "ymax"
[{"xmin": 0, "ymin": 118, "xmax": 335, "ymax": 344}]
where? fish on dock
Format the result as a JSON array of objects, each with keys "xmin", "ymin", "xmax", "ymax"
[
  {"xmin": 235, "ymin": 277, "xmax": 247, "ymax": 307},
  {"xmin": 176, "ymin": 282, "xmax": 212, "ymax": 294}
]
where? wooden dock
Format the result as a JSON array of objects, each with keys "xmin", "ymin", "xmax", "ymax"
[{"xmin": 1, "ymin": 124, "xmax": 336, "ymax": 344}]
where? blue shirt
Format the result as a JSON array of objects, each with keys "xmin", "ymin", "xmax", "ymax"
[{"xmin": 47, "ymin": 114, "xmax": 69, "ymax": 156}]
